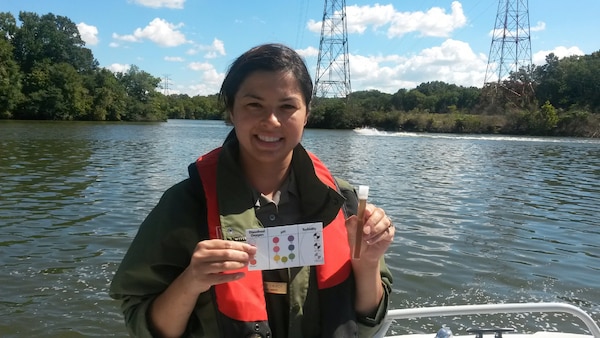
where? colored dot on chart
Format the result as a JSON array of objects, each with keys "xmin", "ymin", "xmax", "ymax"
[
  {"xmin": 288, "ymin": 235, "xmax": 295, "ymax": 242},
  {"xmin": 288, "ymin": 253, "xmax": 295, "ymax": 260},
  {"xmin": 273, "ymin": 255, "xmax": 280, "ymax": 262},
  {"xmin": 281, "ymin": 256, "xmax": 288, "ymax": 263},
  {"xmin": 250, "ymin": 258, "xmax": 257, "ymax": 265},
  {"xmin": 288, "ymin": 244, "xmax": 295, "ymax": 251},
  {"xmin": 273, "ymin": 246, "xmax": 280, "ymax": 253},
  {"xmin": 273, "ymin": 237, "xmax": 280, "ymax": 244}
]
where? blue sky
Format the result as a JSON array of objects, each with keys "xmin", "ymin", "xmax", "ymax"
[{"xmin": 4, "ymin": 0, "xmax": 599, "ymax": 96}]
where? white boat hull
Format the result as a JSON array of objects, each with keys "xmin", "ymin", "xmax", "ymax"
[
  {"xmin": 378, "ymin": 303, "xmax": 600, "ymax": 338},
  {"xmin": 388, "ymin": 333, "xmax": 591, "ymax": 338}
]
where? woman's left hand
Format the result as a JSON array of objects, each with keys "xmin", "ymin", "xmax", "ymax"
[{"xmin": 346, "ymin": 203, "xmax": 394, "ymax": 264}]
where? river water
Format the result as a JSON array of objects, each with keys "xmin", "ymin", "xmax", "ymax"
[{"xmin": 1, "ymin": 119, "xmax": 599, "ymax": 337}]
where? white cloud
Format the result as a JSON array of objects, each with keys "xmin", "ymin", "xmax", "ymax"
[
  {"xmin": 112, "ymin": 18, "xmax": 188, "ymax": 47},
  {"xmin": 187, "ymin": 38, "xmax": 226, "ymax": 58},
  {"xmin": 306, "ymin": 20, "xmax": 321, "ymax": 34},
  {"xmin": 530, "ymin": 21, "xmax": 546, "ymax": 32},
  {"xmin": 185, "ymin": 62, "xmax": 225, "ymax": 96},
  {"xmin": 112, "ymin": 33, "xmax": 136, "ymax": 43},
  {"xmin": 204, "ymin": 39, "xmax": 226, "ymax": 59},
  {"xmin": 203, "ymin": 67, "xmax": 223, "ymax": 84},
  {"xmin": 77, "ymin": 22, "xmax": 99, "ymax": 46},
  {"xmin": 388, "ymin": 1, "xmax": 467, "ymax": 38},
  {"xmin": 188, "ymin": 62, "xmax": 214, "ymax": 72},
  {"xmin": 130, "ymin": 0, "xmax": 185, "ymax": 9},
  {"xmin": 188, "ymin": 83, "xmax": 217, "ymax": 96},
  {"xmin": 165, "ymin": 56, "xmax": 185, "ymax": 62},
  {"xmin": 349, "ymin": 39, "xmax": 488, "ymax": 93},
  {"xmin": 308, "ymin": 1, "xmax": 466, "ymax": 38},
  {"xmin": 296, "ymin": 46, "xmax": 319, "ymax": 58},
  {"xmin": 345, "ymin": 4, "xmax": 397, "ymax": 34},
  {"xmin": 106, "ymin": 63, "xmax": 130, "ymax": 73},
  {"xmin": 532, "ymin": 46, "xmax": 585, "ymax": 65}
]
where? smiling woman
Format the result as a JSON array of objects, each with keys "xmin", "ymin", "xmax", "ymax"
[{"xmin": 108, "ymin": 43, "xmax": 395, "ymax": 338}]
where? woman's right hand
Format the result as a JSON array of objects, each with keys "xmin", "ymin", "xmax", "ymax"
[
  {"xmin": 149, "ymin": 239, "xmax": 256, "ymax": 337},
  {"xmin": 183, "ymin": 239, "xmax": 257, "ymax": 294}
]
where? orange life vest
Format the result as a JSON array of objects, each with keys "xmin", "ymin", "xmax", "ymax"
[{"xmin": 195, "ymin": 147, "xmax": 352, "ymax": 323}]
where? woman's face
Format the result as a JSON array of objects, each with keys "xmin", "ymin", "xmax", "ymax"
[{"xmin": 230, "ymin": 70, "xmax": 308, "ymax": 169}]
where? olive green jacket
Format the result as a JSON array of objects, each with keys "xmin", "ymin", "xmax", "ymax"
[{"xmin": 109, "ymin": 141, "xmax": 393, "ymax": 337}]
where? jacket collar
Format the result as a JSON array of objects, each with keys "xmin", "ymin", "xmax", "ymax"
[{"xmin": 215, "ymin": 134, "xmax": 345, "ymax": 241}]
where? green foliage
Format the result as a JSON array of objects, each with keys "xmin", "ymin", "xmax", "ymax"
[
  {"xmin": 16, "ymin": 61, "xmax": 90, "ymax": 120},
  {"xmin": 12, "ymin": 12, "xmax": 98, "ymax": 73},
  {"xmin": 533, "ymin": 51, "xmax": 600, "ymax": 113},
  {"xmin": 501, "ymin": 101, "xmax": 559, "ymax": 136},
  {"xmin": 361, "ymin": 110, "xmax": 398, "ymax": 131},
  {"xmin": 452, "ymin": 113, "xmax": 481, "ymax": 133},
  {"xmin": 538, "ymin": 101, "xmax": 559, "ymax": 130},
  {"xmin": 0, "ymin": 38, "xmax": 22, "ymax": 118},
  {"xmin": 348, "ymin": 90, "xmax": 392, "ymax": 112},
  {"xmin": 114, "ymin": 66, "xmax": 166, "ymax": 121},
  {"xmin": 308, "ymin": 98, "xmax": 356, "ymax": 129},
  {"xmin": 393, "ymin": 112, "xmax": 502, "ymax": 134},
  {"xmin": 0, "ymin": 12, "xmax": 18, "ymax": 40},
  {"xmin": 555, "ymin": 109, "xmax": 593, "ymax": 136},
  {"xmin": 0, "ymin": 11, "xmax": 172, "ymax": 121},
  {"xmin": 86, "ymin": 68, "xmax": 127, "ymax": 121},
  {"xmin": 505, "ymin": 101, "xmax": 557, "ymax": 136}
]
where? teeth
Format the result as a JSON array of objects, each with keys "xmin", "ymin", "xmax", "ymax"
[{"xmin": 258, "ymin": 135, "xmax": 280, "ymax": 142}]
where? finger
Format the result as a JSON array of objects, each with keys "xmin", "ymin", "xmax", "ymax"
[
  {"xmin": 365, "ymin": 215, "xmax": 394, "ymax": 242},
  {"xmin": 194, "ymin": 270, "xmax": 246, "ymax": 288},
  {"xmin": 365, "ymin": 223, "xmax": 394, "ymax": 245},
  {"xmin": 210, "ymin": 271, "xmax": 246, "ymax": 285},
  {"xmin": 196, "ymin": 240, "xmax": 257, "ymax": 261},
  {"xmin": 201, "ymin": 258, "xmax": 252, "ymax": 274},
  {"xmin": 364, "ymin": 204, "xmax": 386, "ymax": 223},
  {"xmin": 362, "ymin": 205, "xmax": 387, "ymax": 234},
  {"xmin": 192, "ymin": 241, "xmax": 256, "ymax": 275},
  {"xmin": 197, "ymin": 239, "xmax": 257, "ymax": 254},
  {"xmin": 195, "ymin": 252, "xmax": 254, "ymax": 273}
]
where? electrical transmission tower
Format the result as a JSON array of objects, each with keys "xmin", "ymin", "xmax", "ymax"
[
  {"xmin": 313, "ymin": 0, "xmax": 351, "ymax": 99},
  {"xmin": 484, "ymin": 0, "xmax": 533, "ymax": 87},
  {"xmin": 161, "ymin": 74, "xmax": 171, "ymax": 95}
]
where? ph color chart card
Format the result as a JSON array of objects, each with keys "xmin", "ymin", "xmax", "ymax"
[{"xmin": 246, "ymin": 222, "xmax": 324, "ymax": 271}]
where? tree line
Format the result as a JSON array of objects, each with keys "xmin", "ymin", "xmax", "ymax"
[
  {"xmin": 1, "ymin": 11, "xmax": 598, "ymax": 137},
  {"xmin": 310, "ymin": 51, "xmax": 600, "ymax": 137},
  {"xmin": 0, "ymin": 11, "xmax": 221, "ymax": 122}
]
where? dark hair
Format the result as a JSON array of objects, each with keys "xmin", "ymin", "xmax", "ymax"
[{"xmin": 219, "ymin": 43, "xmax": 313, "ymax": 115}]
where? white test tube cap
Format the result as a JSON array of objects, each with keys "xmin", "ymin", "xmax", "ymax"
[{"xmin": 357, "ymin": 185, "xmax": 369, "ymax": 200}]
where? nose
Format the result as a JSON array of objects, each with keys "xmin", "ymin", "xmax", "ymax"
[{"xmin": 261, "ymin": 107, "xmax": 281, "ymax": 126}]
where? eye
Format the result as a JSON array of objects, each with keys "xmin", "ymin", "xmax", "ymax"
[
  {"xmin": 280, "ymin": 104, "xmax": 297, "ymax": 111},
  {"xmin": 246, "ymin": 102, "xmax": 262, "ymax": 109}
]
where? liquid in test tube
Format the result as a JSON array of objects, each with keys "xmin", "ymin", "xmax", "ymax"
[{"xmin": 353, "ymin": 185, "xmax": 369, "ymax": 259}]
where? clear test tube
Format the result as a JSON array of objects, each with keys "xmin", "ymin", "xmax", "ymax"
[{"xmin": 353, "ymin": 185, "xmax": 369, "ymax": 259}]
